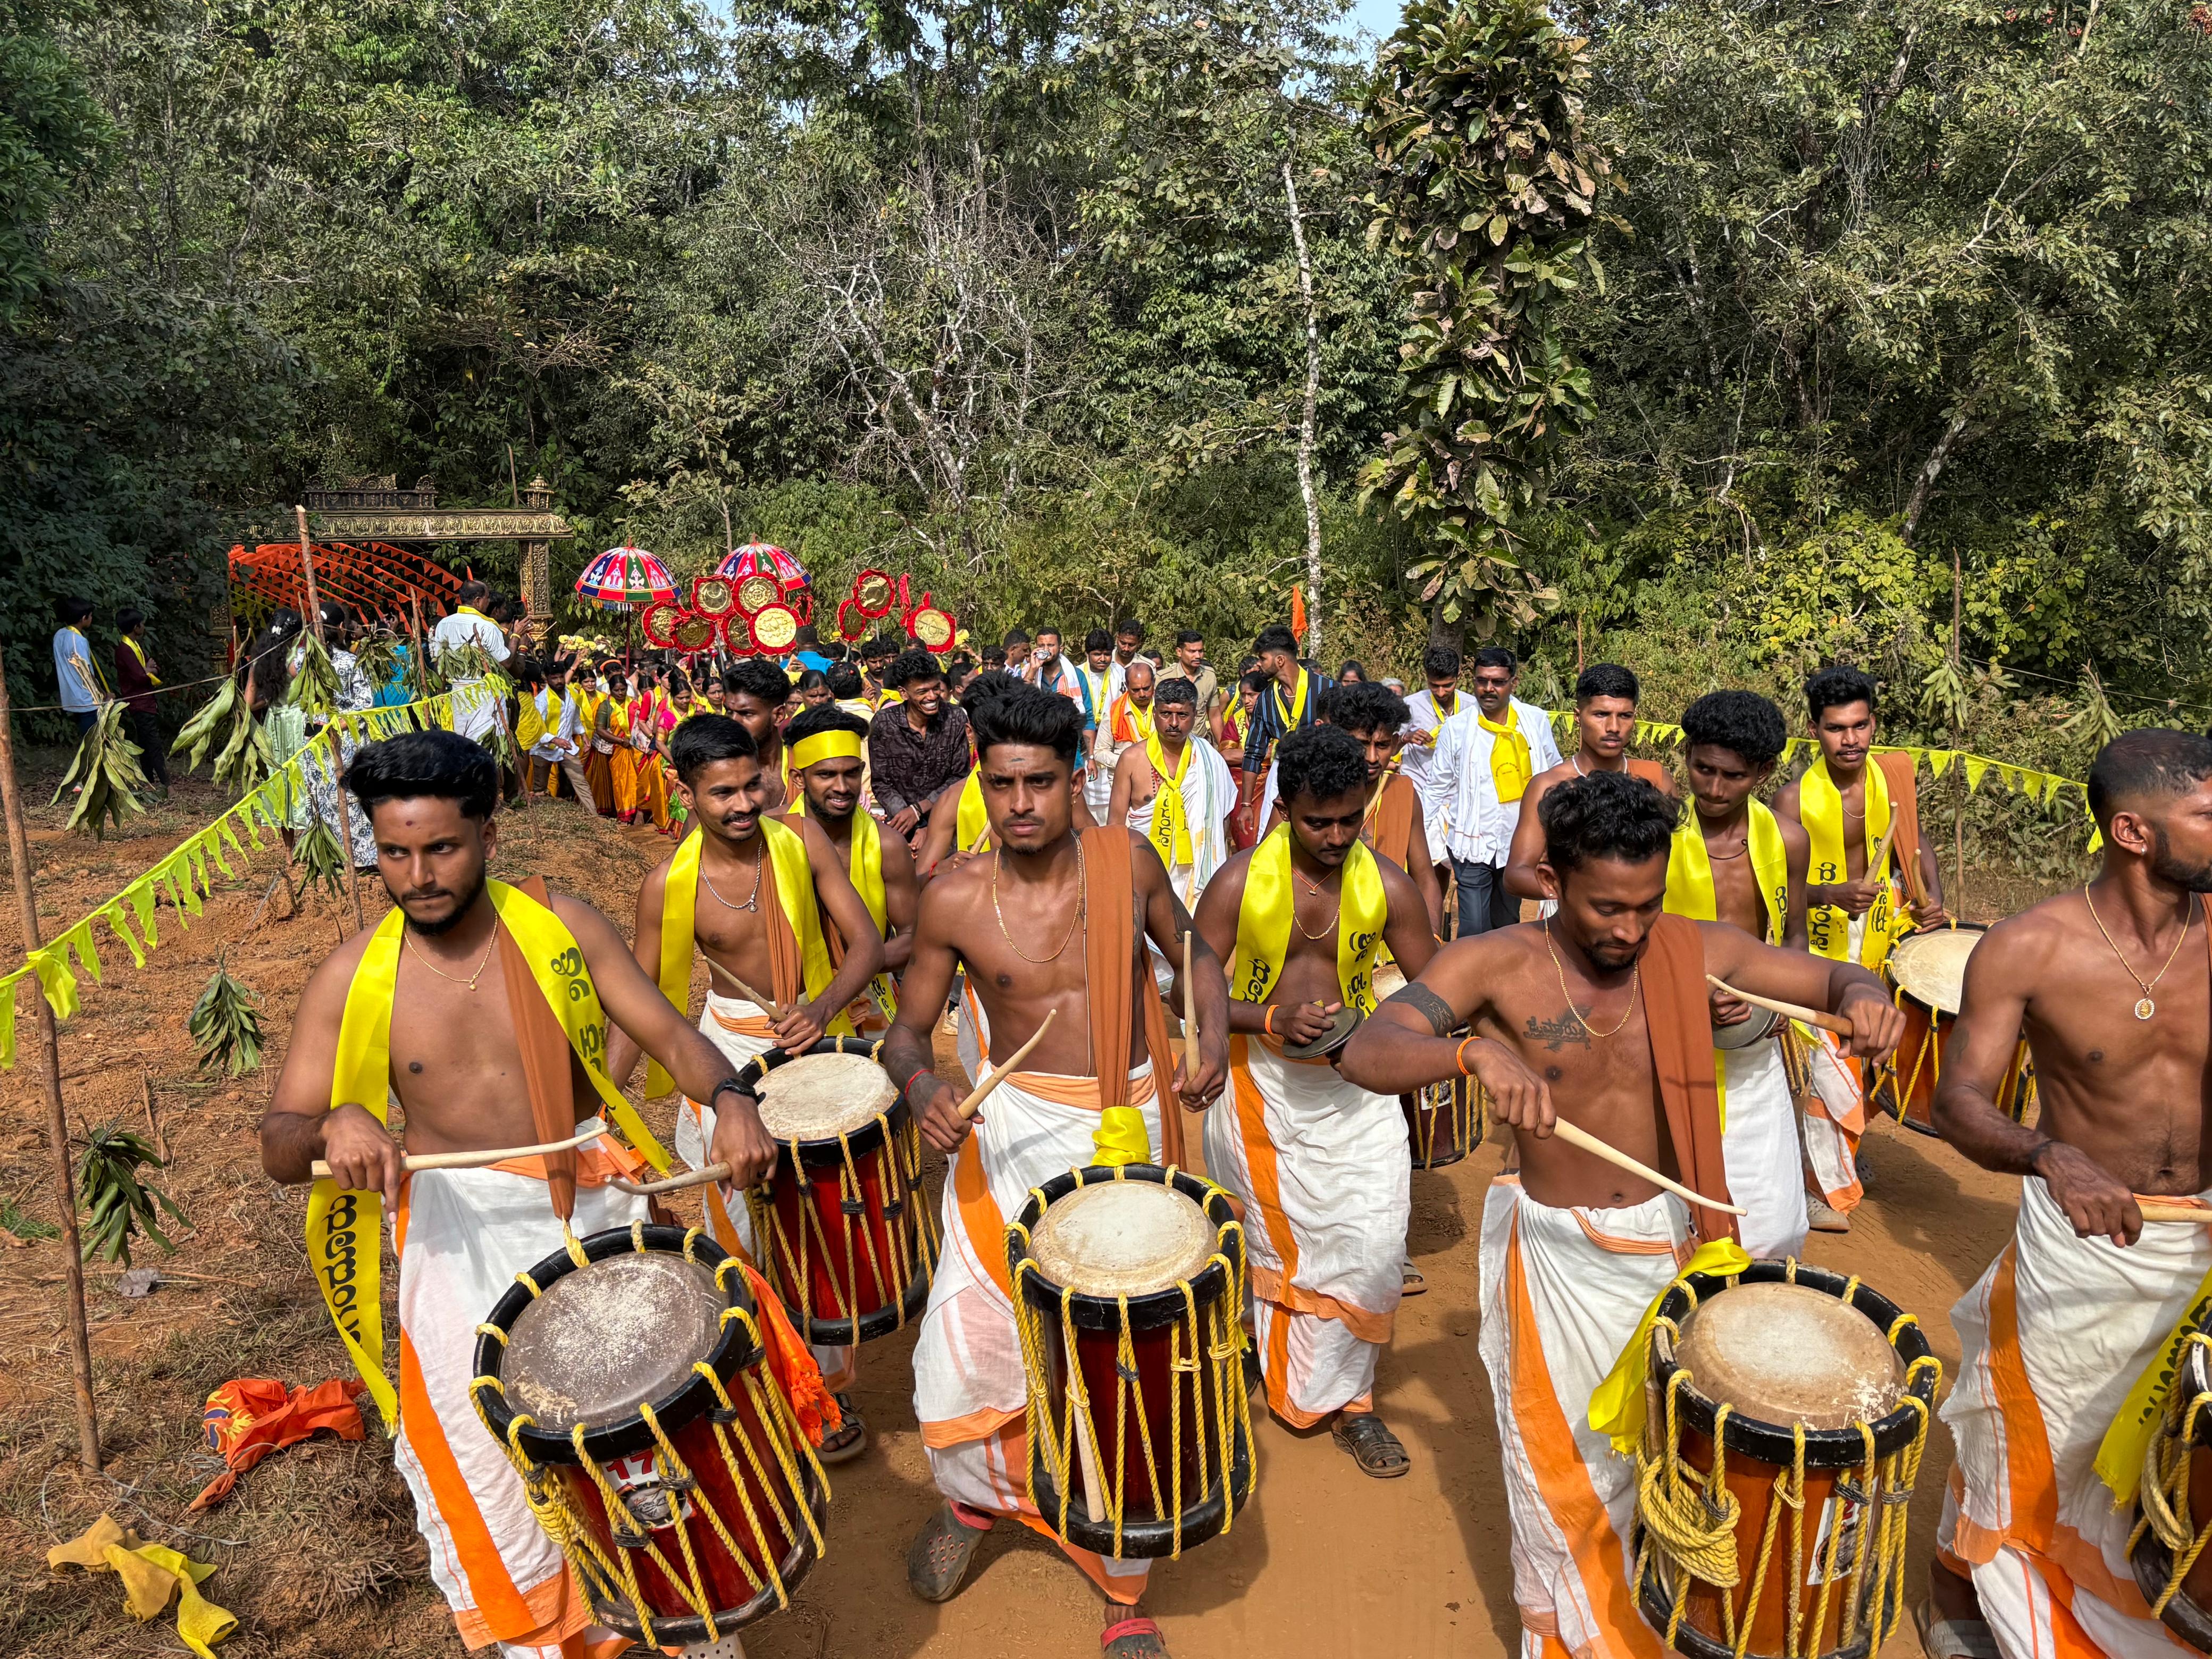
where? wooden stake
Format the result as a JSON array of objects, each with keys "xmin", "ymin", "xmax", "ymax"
[
  {"xmin": 2138, "ymin": 1200, "xmax": 2212, "ymax": 1226},
  {"xmin": 701, "ymin": 954, "xmax": 783, "ymax": 1020},
  {"xmin": 958, "ymin": 1009, "xmax": 1056, "ymax": 1122},
  {"xmin": 1182, "ymin": 928, "xmax": 1199, "ymax": 1082},
  {"xmin": 0, "ymin": 648, "xmax": 101, "ymax": 1469},
  {"xmin": 296, "ymin": 506, "xmax": 366, "ymax": 934},
  {"xmin": 140, "ymin": 1067, "xmax": 167, "ymax": 1162}
]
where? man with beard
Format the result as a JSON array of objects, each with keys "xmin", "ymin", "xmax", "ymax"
[
  {"xmin": 1660, "ymin": 691, "xmax": 1814, "ymax": 1260},
  {"xmin": 605, "ymin": 713, "xmax": 885, "ymax": 1460},
  {"xmin": 1195, "ymin": 725, "xmax": 1436, "ymax": 1477},
  {"xmin": 1338, "ymin": 770, "xmax": 1900, "ymax": 1659},
  {"xmin": 1932, "ymin": 731, "xmax": 2212, "ymax": 1659},
  {"xmin": 1429, "ymin": 646, "xmax": 1562, "ymax": 936},
  {"xmin": 1107, "ymin": 675, "xmax": 1236, "ymax": 912},
  {"xmin": 259, "ymin": 731, "xmax": 802, "ymax": 1659},
  {"xmin": 1502, "ymin": 662, "xmax": 1677, "ymax": 905},
  {"xmin": 1092, "ymin": 657, "xmax": 1159, "ymax": 832},
  {"xmin": 889, "ymin": 685, "xmax": 1229, "ymax": 1659},
  {"xmin": 781, "ymin": 704, "xmax": 916, "ymax": 1034},
  {"xmin": 724, "ymin": 657, "xmax": 795, "ymax": 812}
]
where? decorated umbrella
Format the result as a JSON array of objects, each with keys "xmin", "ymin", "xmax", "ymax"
[
  {"xmin": 714, "ymin": 542, "xmax": 811, "ymax": 621},
  {"xmin": 576, "ymin": 544, "xmax": 678, "ymax": 607}
]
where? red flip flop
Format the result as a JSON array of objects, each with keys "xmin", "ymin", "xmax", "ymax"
[{"xmin": 1101, "ymin": 1616, "xmax": 1170, "ymax": 1657}]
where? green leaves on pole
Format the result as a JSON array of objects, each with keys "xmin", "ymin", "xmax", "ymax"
[
  {"xmin": 76, "ymin": 1125, "xmax": 186, "ymax": 1268},
  {"xmin": 1359, "ymin": 0, "xmax": 1608, "ymax": 637}
]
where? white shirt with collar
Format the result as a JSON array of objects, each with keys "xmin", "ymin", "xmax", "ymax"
[
  {"xmin": 430, "ymin": 609, "xmax": 510, "ymax": 739},
  {"xmin": 1399, "ymin": 686, "xmax": 1468, "ymax": 854},
  {"xmin": 1431, "ymin": 694, "xmax": 1562, "ymax": 868}
]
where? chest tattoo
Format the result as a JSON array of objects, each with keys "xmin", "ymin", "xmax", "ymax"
[{"xmin": 1524, "ymin": 1010, "xmax": 1593, "ymax": 1051}]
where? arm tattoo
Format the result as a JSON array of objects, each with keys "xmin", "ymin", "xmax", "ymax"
[
  {"xmin": 1388, "ymin": 981, "xmax": 1459, "ymax": 1037},
  {"xmin": 1524, "ymin": 1010, "xmax": 1593, "ymax": 1051}
]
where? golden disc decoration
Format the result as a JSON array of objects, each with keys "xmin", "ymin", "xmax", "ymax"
[
  {"xmin": 640, "ymin": 602, "xmax": 682, "ymax": 649},
  {"xmin": 854, "ymin": 569, "xmax": 895, "ymax": 617},
  {"xmin": 670, "ymin": 612, "xmax": 720, "ymax": 653},
  {"xmin": 837, "ymin": 599, "xmax": 868, "ymax": 641},
  {"xmin": 691, "ymin": 574, "xmax": 737, "ymax": 617},
  {"xmin": 735, "ymin": 572, "xmax": 782, "ymax": 616},
  {"xmin": 909, "ymin": 606, "xmax": 956, "ymax": 651},
  {"xmin": 751, "ymin": 603, "xmax": 801, "ymax": 653},
  {"xmin": 722, "ymin": 613, "xmax": 757, "ymax": 656}
]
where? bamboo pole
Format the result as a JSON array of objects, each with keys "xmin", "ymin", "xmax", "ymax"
[
  {"xmin": 0, "ymin": 648, "xmax": 101, "ymax": 1469},
  {"xmin": 296, "ymin": 506, "xmax": 366, "ymax": 933},
  {"xmin": 140, "ymin": 1067, "xmax": 167, "ymax": 1161}
]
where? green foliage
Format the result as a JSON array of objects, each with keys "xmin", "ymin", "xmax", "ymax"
[
  {"xmin": 188, "ymin": 961, "xmax": 263, "ymax": 1077},
  {"xmin": 76, "ymin": 1125, "xmax": 185, "ymax": 1268},
  {"xmin": 292, "ymin": 816, "xmax": 347, "ymax": 902},
  {"xmin": 1360, "ymin": 0, "xmax": 1610, "ymax": 638},
  {"xmin": 49, "ymin": 699, "xmax": 148, "ymax": 837}
]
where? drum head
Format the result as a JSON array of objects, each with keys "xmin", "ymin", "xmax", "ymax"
[
  {"xmin": 1889, "ymin": 925, "xmax": 1985, "ymax": 1015},
  {"xmin": 1674, "ymin": 1280, "xmax": 1905, "ymax": 1431},
  {"xmin": 756, "ymin": 1051, "xmax": 899, "ymax": 1141},
  {"xmin": 1371, "ymin": 965, "xmax": 1407, "ymax": 1003},
  {"xmin": 1281, "ymin": 1004, "xmax": 1362, "ymax": 1060},
  {"xmin": 1029, "ymin": 1179, "xmax": 1216, "ymax": 1298},
  {"xmin": 505, "ymin": 1249, "xmax": 724, "ymax": 1432}
]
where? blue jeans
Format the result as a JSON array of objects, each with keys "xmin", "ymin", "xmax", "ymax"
[{"xmin": 1453, "ymin": 858, "xmax": 1509, "ymax": 937}]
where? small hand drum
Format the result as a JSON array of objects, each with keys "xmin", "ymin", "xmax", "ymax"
[
  {"xmin": 1634, "ymin": 1261, "xmax": 1941, "ymax": 1659},
  {"xmin": 470, "ymin": 1225, "xmax": 828, "ymax": 1648},
  {"xmin": 736, "ymin": 1039, "xmax": 938, "ymax": 1348},
  {"xmin": 1007, "ymin": 1166, "xmax": 1255, "ymax": 1560}
]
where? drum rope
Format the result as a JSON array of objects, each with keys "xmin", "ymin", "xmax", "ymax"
[
  {"xmin": 745, "ymin": 1111, "xmax": 939, "ymax": 1343},
  {"xmin": 2132, "ymin": 1336, "xmax": 2212, "ymax": 1614},
  {"xmin": 636, "ymin": 1400, "xmax": 732, "ymax": 1644}
]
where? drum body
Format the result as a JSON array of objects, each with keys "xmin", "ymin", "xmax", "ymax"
[
  {"xmin": 471, "ymin": 1225, "xmax": 828, "ymax": 1647},
  {"xmin": 1006, "ymin": 1166, "xmax": 1255, "ymax": 1560},
  {"xmin": 1873, "ymin": 924, "xmax": 2033, "ymax": 1134},
  {"xmin": 736, "ymin": 1039, "xmax": 938, "ymax": 1348},
  {"xmin": 2128, "ymin": 1329, "xmax": 2212, "ymax": 1647},
  {"xmin": 1633, "ymin": 1261, "xmax": 1942, "ymax": 1659}
]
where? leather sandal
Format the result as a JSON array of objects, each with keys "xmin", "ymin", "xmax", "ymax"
[
  {"xmin": 1332, "ymin": 1411, "xmax": 1411, "ymax": 1478},
  {"xmin": 1101, "ymin": 1615, "xmax": 1171, "ymax": 1657},
  {"xmin": 817, "ymin": 1391, "xmax": 867, "ymax": 1464}
]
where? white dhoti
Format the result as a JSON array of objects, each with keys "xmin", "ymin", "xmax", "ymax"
[
  {"xmin": 1719, "ymin": 1034, "xmax": 1808, "ymax": 1261},
  {"xmin": 912, "ymin": 1057, "xmax": 1164, "ymax": 1604},
  {"xmin": 1204, "ymin": 1034, "xmax": 1407, "ymax": 1425},
  {"xmin": 1794, "ymin": 1024, "xmax": 1865, "ymax": 1214},
  {"xmin": 678, "ymin": 992, "xmax": 856, "ymax": 1392},
  {"xmin": 392, "ymin": 1124, "xmax": 649, "ymax": 1658},
  {"xmin": 1478, "ymin": 1178, "xmax": 1692, "ymax": 1659},
  {"xmin": 1941, "ymin": 1176, "xmax": 2212, "ymax": 1659}
]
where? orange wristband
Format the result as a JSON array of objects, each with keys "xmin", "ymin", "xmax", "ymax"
[
  {"xmin": 1263, "ymin": 1006, "xmax": 1277, "ymax": 1037},
  {"xmin": 1455, "ymin": 1036, "xmax": 1479, "ymax": 1077}
]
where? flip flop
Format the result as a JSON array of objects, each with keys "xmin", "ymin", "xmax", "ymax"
[
  {"xmin": 1401, "ymin": 1261, "xmax": 1428, "ymax": 1296},
  {"xmin": 1101, "ymin": 1615, "xmax": 1171, "ymax": 1657},
  {"xmin": 907, "ymin": 1502, "xmax": 991, "ymax": 1603},
  {"xmin": 1333, "ymin": 1411, "xmax": 1411, "ymax": 1478},
  {"xmin": 818, "ymin": 1392, "xmax": 867, "ymax": 1464}
]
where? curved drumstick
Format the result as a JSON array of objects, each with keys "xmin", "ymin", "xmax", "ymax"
[
  {"xmin": 1547, "ymin": 1119, "xmax": 1747, "ymax": 1217},
  {"xmin": 1705, "ymin": 974, "xmax": 1854, "ymax": 1037},
  {"xmin": 958, "ymin": 1009, "xmax": 1058, "ymax": 1122},
  {"xmin": 611, "ymin": 1160, "xmax": 732, "ymax": 1197},
  {"xmin": 703, "ymin": 954, "xmax": 783, "ymax": 1020},
  {"xmin": 311, "ymin": 1128, "xmax": 598, "ymax": 1180}
]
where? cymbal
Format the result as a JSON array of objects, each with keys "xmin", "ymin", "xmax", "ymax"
[{"xmin": 1281, "ymin": 1004, "xmax": 1362, "ymax": 1061}]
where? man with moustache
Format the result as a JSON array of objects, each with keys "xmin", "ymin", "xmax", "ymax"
[
  {"xmin": 1429, "ymin": 646, "xmax": 1562, "ymax": 936},
  {"xmin": 1503, "ymin": 662, "xmax": 1676, "ymax": 905},
  {"xmin": 781, "ymin": 704, "xmax": 916, "ymax": 1034}
]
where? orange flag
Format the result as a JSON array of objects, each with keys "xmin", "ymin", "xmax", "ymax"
[{"xmin": 1290, "ymin": 583, "xmax": 1309, "ymax": 641}]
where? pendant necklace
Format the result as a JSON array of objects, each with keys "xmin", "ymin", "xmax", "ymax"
[{"xmin": 2083, "ymin": 886, "xmax": 2197, "ymax": 1019}]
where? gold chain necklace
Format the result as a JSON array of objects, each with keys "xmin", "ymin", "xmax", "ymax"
[
  {"xmin": 404, "ymin": 919, "xmax": 500, "ymax": 992},
  {"xmin": 1292, "ymin": 861, "xmax": 1341, "ymax": 941},
  {"xmin": 1543, "ymin": 920, "xmax": 1640, "ymax": 1039},
  {"xmin": 994, "ymin": 837, "xmax": 1087, "ymax": 964},
  {"xmin": 701, "ymin": 843, "xmax": 765, "ymax": 913},
  {"xmin": 2083, "ymin": 885, "xmax": 2197, "ymax": 1019}
]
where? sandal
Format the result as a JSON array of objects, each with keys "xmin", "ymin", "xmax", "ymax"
[
  {"xmin": 818, "ymin": 1392, "xmax": 867, "ymax": 1465},
  {"xmin": 907, "ymin": 1502, "xmax": 991, "ymax": 1603},
  {"xmin": 1401, "ymin": 1260, "xmax": 1428, "ymax": 1296},
  {"xmin": 1914, "ymin": 1595, "xmax": 1999, "ymax": 1659},
  {"xmin": 1101, "ymin": 1615, "xmax": 1171, "ymax": 1657},
  {"xmin": 1332, "ymin": 1411, "xmax": 1411, "ymax": 1478}
]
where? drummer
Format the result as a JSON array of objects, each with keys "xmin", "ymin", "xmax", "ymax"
[
  {"xmin": 1338, "ymin": 769, "xmax": 1900, "ymax": 1659},
  {"xmin": 1661, "ymin": 690, "xmax": 1813, "ymax": 1260},
  {"xmin": 258, "ymin": 731, "xmax": 776, "ymax": 1659},
  {"xmin": 1932, "ymin": 729, "xmax": 2212, "ymax": 1659},
  {"xmin": 1193, "ymin": 724, "xmax": 1436, "ymax": 1477},
  {"xmin": 1775, "ymin": 664, "xmax": 1950, "ymax": 1231},
  {"xmin": 883, "ymin": 683, "xmax": 1229, "ymax": 1659},
  {"xmin": 779, "ymin": 703, "xmax": 916, "ymax": 1033},
  {"xmin": 1501, "ymin": 661, "xmax": 1676, "ymax": 906},
  {"xmin": 602, "ymin": 712, "xmax": 885, "ymax": 1459}
]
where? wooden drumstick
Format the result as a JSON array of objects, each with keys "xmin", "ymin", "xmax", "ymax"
[
  {"xmin": 1182, "ymin": 929, "xmax": 1199, "ymax": 1080},
  {"xmin": 611, "ymin": 1160, "xmax": 733, "ymax": 1197},
  {"xmin": 703, "ymin": 954, "xmax": 783, "ymax": 1020},
  {"xmin": 2138, "ymin": 1200, "xmax": 2212, "ymax": 1225},
  {"xmin": 1705, "ymin": 975, "xmax": 1854, "ymax": 1037},
  {"xmin": 956, "ymin": 1009, "xmax": 1058, "ymax": 1122},
  {"xmin": 1547, "ymin": 1119, "xmax": 1748, "ymax": 1217},
  {"xmin": 1069, "ymin": 1380, "xmax": 1111, "ymax": 1526},
  {"xmin": 311, "ymin": 1128, "xmax": 598, "ymax": 1180},
  {"xmin": 1868, "ymin": 809, "xmax": 1901, "ymax": 884}
]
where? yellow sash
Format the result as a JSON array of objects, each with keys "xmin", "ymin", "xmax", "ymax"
[
  {"xmin": 122, "ymin": 634, "xmax": 160, "ymax": 683},
  {"xmin": 1664, "ymin": 801, "xmax": 1791, "ymax": 946},
  {"xmin": 514, "ymin": 688, "xmax": 556, "ymax": 750},
  {"xmin": 846, "ymin": 811, "xmax": 896, "ymax": 1019},
  {"xmin": 1272, "ymin": 667, "xmax": 1310, "ymax": 730},
  {"xmin": 1588, "ymin": 1239, "xmax": 1755, "ymax": 1454},
  {"xmin": 1479, "ymin": 705, "xmax": 1532, "ymax": 803},
  {"xmin": 1143, "ymin": 731, "xmax": 1194, "ymax": 867},
  {"xmin": 1802, "ymin": 757, "xmax": 1901, "ymax": 966},
  {"xmin": 956, "ymin": 770, "xmax": 990, "ymax": 851},
  {"xmin": 306, "ymin": 882, "xmax": 671, "ymax": 1426},
  {"xmin": 1230, "ymin": 827, "xmax": 1388, "ymax": 1014},
  {"xmin": 647, "ymin": 820, "xmax": 848, "ymax": 1096},
  {"xmin": 2097, "ymin": 1262, "xmax": 2212, "ymax": 1503}
]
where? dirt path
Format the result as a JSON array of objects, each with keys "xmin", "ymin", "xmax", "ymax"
[{"xmin": 2, "ymin": 773, "xmax": 2023, "ymax": 1659}]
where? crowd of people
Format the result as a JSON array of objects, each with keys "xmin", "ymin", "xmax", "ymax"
[{"xmin": 201, "ymin": 580, "xmax": 2212, "ymax": 1659}]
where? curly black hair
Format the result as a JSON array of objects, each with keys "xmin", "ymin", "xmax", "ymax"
[
  {"xmin": 668, "ymin": 712, "xmax": 759, "ymax": 782},
  {"xmin": 1322, "ymin": 680, "xmax": 1411, "ymax": 738},
  {"xmin": 349, "ymin": 730, "xmax": 500, "ymax": 822},
  {"xmin": 1539, "ymin": 769, "xmax": 1680, "ymax": 872},
  {"xmin": 971, "ymin": 682, "xmax": 1082, "ymax": 765},
  {"xmin": 1276, "ymin": 724, "xmax": 1369, "ymax": 807},
  {"xmin": 1681, "ymin": 689, "xmax": 1787, "ymax": 769},
  {"xmin": 1805, "ymin": 664, "xmax": 1878, "ymax": 721},
  {"xmin": 724, "ymin": 658, "xmax": 791, "ymax": 705},
  {"xmin": 884, "ymin": 647, "xmax": 946, "ymax": 690},
  {"xmin": 1575, "ymin": 662, "xmax": 1640, "ymax": 704}
]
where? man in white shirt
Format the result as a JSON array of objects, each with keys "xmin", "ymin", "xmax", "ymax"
[
  {"xmin": 52, "ymin": 596, "xmax": 99, "ymax": 735},
  {"xmin": 1429, "ymin": 646, "xmax": 1561, "ymax": 935},
  {"xmin": 1398, "ymin": 644, "xmax": 1463, "ymax": 902},
  {"xmin": 429, "ymin": 581, "xmax": 512, "ymax": 744},
  {"xmin": 520, "ymin": 660, "xmax": 594, "ymax": 809}
]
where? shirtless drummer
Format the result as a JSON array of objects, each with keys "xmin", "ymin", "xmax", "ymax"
[
  {"xmin": 1339, "ymin": 769, "xmax": 1900, "ymax": 1659},
  {"xmin": 1933, "ymin": 730, "xmax": 2212, "ymax": 1659},
  {"xmin": 884, "ymin": 683, "xmax": 1230, "ymax": 1659}
]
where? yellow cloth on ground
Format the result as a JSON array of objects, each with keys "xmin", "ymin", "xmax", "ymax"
[
  {"xmin": 1802, "ymin": 756, "xmax": 1903, "ymax": 966},
  {"xmin": 1142, "ymin": 731, "xmax": 1194, "ymax": 868},
  {"xmin": 1478, "ymin": 706, "xmax": 1532, "ymax": 803},
  {"xmin": 1588, "ymin": 1238, "xmax": 1755, "ymax": 1453},
  {"xmin": 1663, "ymin": 801, "xmax": 1790, "ymax": 945},
  {"xmin": 1229, "ymin": 827, "xmax": 1389, "ymax": 1015},
  {"xmin": 309, "ymin": 882, "xmax": 669, "ymax": 1425},
  {"xmin": 47, "ymin": 1514, "xmax": 234, "ymax": 1658}
]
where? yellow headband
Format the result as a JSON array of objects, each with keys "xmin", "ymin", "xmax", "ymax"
[{"xmin": 790, "ymin": 731, "xmax": 867, "ymax": 770}]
